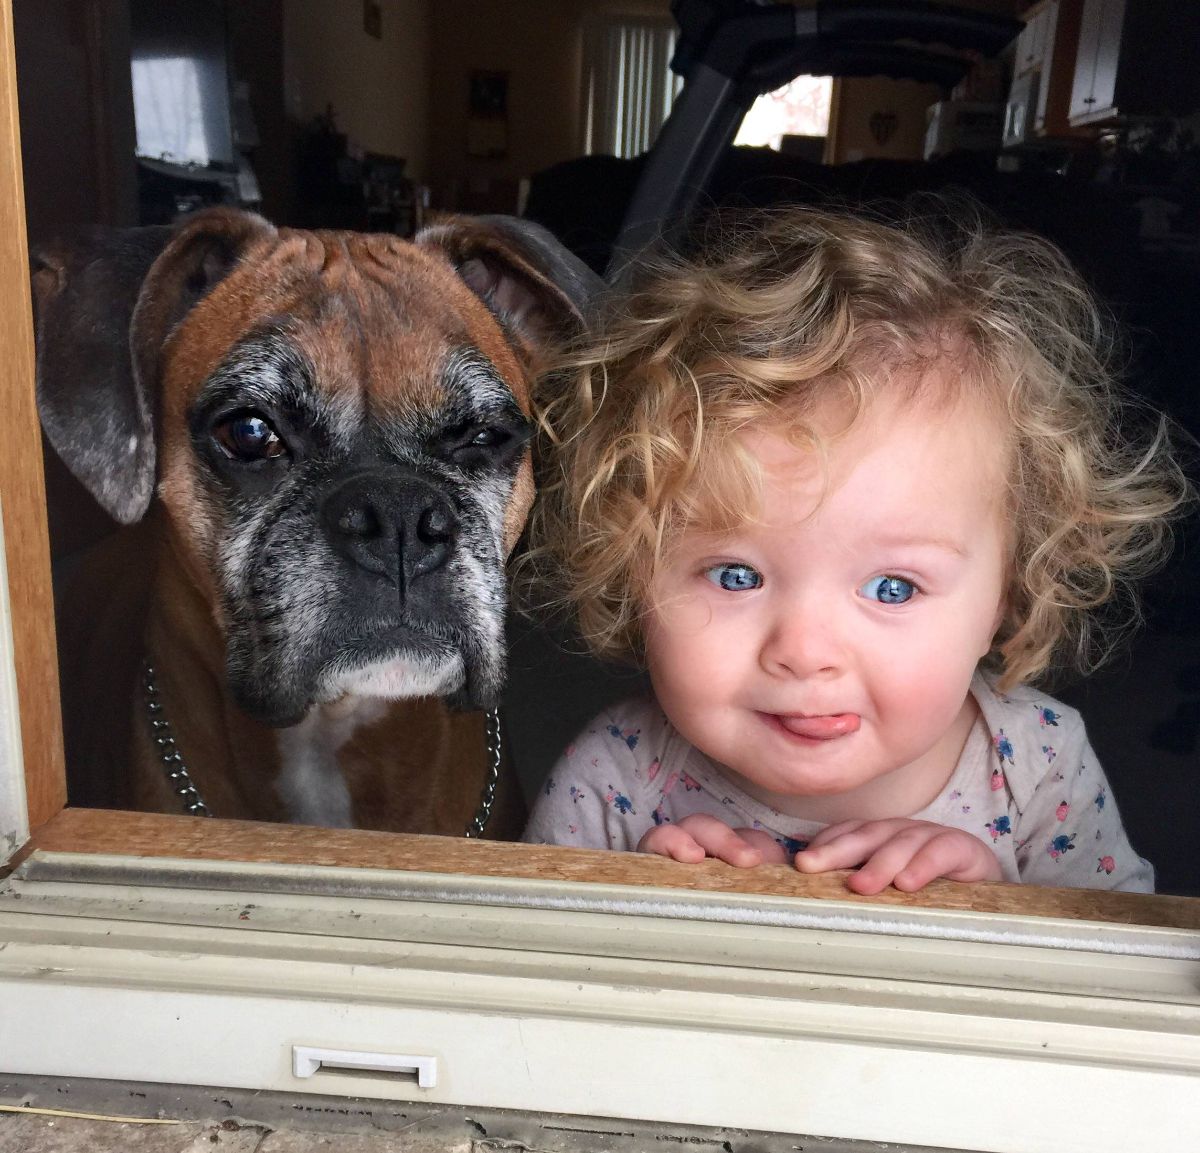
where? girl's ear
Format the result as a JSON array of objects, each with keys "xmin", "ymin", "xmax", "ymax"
[{"xmin": 986, "ymin": 592, "xmax": 1008, "ymax": 657}]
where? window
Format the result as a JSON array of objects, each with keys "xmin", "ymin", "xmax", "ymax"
[
  {"xmin": 580, "ymin": 17, "xmax": 683, "ymax": 159},
  {"xmin": 579, "ymin": 32, "xmax": 834, "ymax": 162},
  {"xmin": 3, "ymin": 7, "xmax": 1200, "ymax": 1147},
  {"xmin": 734, "ymin": 73, "xmax": 833, "ymax": 150}
]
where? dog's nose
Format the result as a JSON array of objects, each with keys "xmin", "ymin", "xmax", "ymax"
[{"xmin": 323, "ymin": 473, "xmax": 459, "ymax": 591}]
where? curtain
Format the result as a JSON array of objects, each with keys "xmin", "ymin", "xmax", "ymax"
[{"xmin": 582, "ymin": 18, "xmax": 682, "ymax": 159}]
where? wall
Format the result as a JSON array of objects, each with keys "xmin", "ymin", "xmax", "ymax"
[
  {"xmin": 14, "ymin": 0, "xmax": 138, "ymax": 240},
  {"xmin": 228, "ymin": 0, "xmax": 289, "ymax": 223},
  {"xmin": 828, "ymin": 76, "xmax": 945, "ymax": 164},
  {"xmin": 427, "ymin": 0, "xmax": 669, "ymax": 212},
  {"xmin": 283, "ymin": 0, "xmax": 430, "ymax": 181},
  {"xmin": 425, "ymin": 0, "xmax": 1020, "ymax": 200}
]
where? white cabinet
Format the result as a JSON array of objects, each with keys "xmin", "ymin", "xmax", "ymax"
[
  {"xmin": 1015, "ymin": 1, "xmax": 1054, "ymax": 78},
  {"xmin": 1004, "ymin": 0, "xmax": 1084, "ymax": 145},
  {"xmin": 1069, "ymin": 0, "xmax": 1125, "ymax": 123},
  {"xmin": 1068, "ymin": 0, "xmax": 1200, "ymax": 125}
]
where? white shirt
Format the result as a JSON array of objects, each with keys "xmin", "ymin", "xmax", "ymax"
[{"xmin": 523, "ymin": 673, "xmax": 1154, "ymax": 892}]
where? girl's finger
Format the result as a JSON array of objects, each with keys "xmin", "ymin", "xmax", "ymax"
[
  {"xmin": 892, "ymin": 832, "xmax": 1000, "ymax": 891},
  {"xmin": 670, "ymin": 814, "xmax": 762, "ymax": 866},
  {"xmin": 641, "ymin": 815, "xmax": 763, "ymax": 866},
  {"xmin": 794, "ymin": 819, "xmax": 911, "ymax": 872},
  {"xmin": 803, "ymin": 819, "xmax": 868, "ymax": 849},
  {"xmin": 638, "ymin": 825, "xmax": 706, "ymax": 863},
  {"xmin": 845, "ymin": 828, "xmax": 942, "ymax": 894},
  {"xmin": 734, "ymin": 827, "xmax": 790, "ymax": 864}
]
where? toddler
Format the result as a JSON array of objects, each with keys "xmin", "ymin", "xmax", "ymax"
[{"xmin": 522, "ymin": 206, "xmax": 1190, "ymax": 894}]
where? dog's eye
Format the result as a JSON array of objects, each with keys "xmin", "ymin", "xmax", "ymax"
[
  {"xmin": 443, "ymin": 423, "xmax": 512, "ymax": 456},
  {"xmin": 213, "ymin": 411, "xmax": 287, "ymax": 462},
  {"xmin": 437, "ymin": 416, "xmax": 528, "ymax": 469}
]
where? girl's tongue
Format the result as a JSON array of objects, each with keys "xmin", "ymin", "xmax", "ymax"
[{"xmin": 776, "ymin": 713, "xmax": 861, "ymax": 740}]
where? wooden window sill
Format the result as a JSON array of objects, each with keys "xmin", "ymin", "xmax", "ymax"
[{"xmin": 20, "ymin": 806, "xmax": 1200, "ymax": 930}]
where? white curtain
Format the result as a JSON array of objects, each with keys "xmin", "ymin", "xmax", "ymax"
[{"xmin": 581, "ymin": 19, "xmax": 683, "ymax": 159}]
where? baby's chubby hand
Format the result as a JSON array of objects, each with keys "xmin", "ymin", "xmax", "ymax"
[
  {"xmin": 794, "ymin": 818, "xmax": 1002, "ymax": 894},
  {"xmin": 637, "ymin": 814, "xmax": 790, "ymax": 867}
]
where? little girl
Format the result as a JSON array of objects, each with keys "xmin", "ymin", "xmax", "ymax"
[{"xmin": 522, "ymin": 205, "xmax": 1190, "ymax": 894}]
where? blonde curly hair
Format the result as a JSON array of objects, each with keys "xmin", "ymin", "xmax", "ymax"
[{"xmin": 527, "ymin": 204, "xmax": 1192, "ymax": 690}]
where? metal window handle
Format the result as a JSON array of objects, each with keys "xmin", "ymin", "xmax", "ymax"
[{"xmin": 292, "ymin": 1045, "xmax": 438, "ymax": 1088}]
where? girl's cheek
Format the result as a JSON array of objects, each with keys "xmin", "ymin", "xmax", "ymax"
[{"xmin": 650, "ymin": 590, "xmax": 716, "ymax": 636}]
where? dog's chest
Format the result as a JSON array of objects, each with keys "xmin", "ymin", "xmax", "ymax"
[{"xmin": 273, "ymin": 699, "xmax": 390, "ymax": 826}]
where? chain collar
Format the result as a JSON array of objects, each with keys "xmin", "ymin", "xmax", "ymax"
[
  {"xmin": 142, "ymin": 663, "xmax": 212, "ymax": 817},
  {"xmin": 464, "ymin": 706, "xmax": 503, "ymax": 838},
  {"xmin": 142, "ymin": 661, "xmax": 501, "ymax": 836}
]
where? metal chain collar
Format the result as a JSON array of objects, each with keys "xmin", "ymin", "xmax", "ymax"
[
  {"xmin": 143, "ymin": 661, "xmax": 500, "ymax": 836},
  {"xmin": 464, "ymin": 706, "xmax": 503, "ymax": 838},
  {"xmin": 142, "ymin": 663, "xmax": 212, "ymax": 818}
]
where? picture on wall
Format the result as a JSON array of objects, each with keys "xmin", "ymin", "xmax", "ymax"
[{"xmin": 466, "ymin": 70, "xmax": 509, "ymax": 158}]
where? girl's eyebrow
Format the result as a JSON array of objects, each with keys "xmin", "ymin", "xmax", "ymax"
[{"xmin": 870, "ymin": 531, "xmax": 971, "ymax": 558}]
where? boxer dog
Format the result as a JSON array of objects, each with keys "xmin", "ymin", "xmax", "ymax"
[{"xmin": 32, "ymin": 206, "xmax": 600, "ymax": 837}]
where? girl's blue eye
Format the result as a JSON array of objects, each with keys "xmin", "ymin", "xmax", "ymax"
[
  {"xmin": 704, "ymin": 563, "xmax": 763, "ymax": 592},
  {"xmin": 860, "ymin": 575, "xmax": 916, "ymax": 604}
]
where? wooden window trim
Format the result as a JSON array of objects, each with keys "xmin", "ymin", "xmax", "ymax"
[
  {"xmin": 0, "ymin": 0, "xmax": 65, "ymax": 837},
  {"xmin": 15, "ymin": 807, "xmax": 1200, "ymax": 930}
]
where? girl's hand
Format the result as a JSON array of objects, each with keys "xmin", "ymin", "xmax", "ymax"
[
  {"xmin": 794, "ymin": 818, "xmax": 1002, "ymax": 894},
  {"xmin": 637, "ymin": 814, "xmax": 789, "ymax": 867}
]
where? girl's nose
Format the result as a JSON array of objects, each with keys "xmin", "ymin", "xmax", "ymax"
[{"xmin": 759, "ymin": 604, "xmax": 843, "ymax": 680}]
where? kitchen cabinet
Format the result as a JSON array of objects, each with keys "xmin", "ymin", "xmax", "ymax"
[
  {"xmin": 1004, "ymin": 0, "xmax": 1085, "ymax": 146},
  {"xmin": 1068, "ymin": 0, "xmax": 1200, "ymax": 125},
  {"xmin": 1013, "ymin": 1, "xmax": 1053, "ymax": 79}
]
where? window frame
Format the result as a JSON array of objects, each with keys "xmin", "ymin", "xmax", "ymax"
[{"xmin": 2, "ymin": 5, "xmax": 1200, "ymax": 1149}]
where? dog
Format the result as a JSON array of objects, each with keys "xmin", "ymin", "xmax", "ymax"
[{"xmin": 31, "ymin": 206, "xmax": 600, "ymax": 837}]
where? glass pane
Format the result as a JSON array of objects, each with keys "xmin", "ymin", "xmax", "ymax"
[{"xmin": 735, "ymin": 75, "xmax": 833, "ymax": 150}]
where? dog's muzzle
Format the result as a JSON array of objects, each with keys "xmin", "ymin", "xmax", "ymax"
[{"xmin": 323, "ymin": 471, "xmax": 460, "ymax": 607}]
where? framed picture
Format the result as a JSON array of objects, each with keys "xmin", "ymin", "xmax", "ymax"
[
  {"xmin": 467, "ymin": 70, "xmax": 509, "ymax": 158},
  {"xmin": 468, "ymin": 70, "xmax": 508, "ymax": 118},
  {"xmin": 363, "ymin": 0, "xmax": 382, "ymax": 40}
]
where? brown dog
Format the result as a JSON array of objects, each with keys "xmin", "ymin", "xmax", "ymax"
[{"xmin": 32, "ymin": 207, "xmax": 600, "ymax": 837}]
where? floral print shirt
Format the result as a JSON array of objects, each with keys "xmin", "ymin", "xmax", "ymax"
[{"xmin": 522, "ymin": 672, "xmax": 1154, "ymax": 893}]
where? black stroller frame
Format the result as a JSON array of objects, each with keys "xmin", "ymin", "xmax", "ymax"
[{"xmin": 609, "ymin": 0, "xmax": 1022, "ymax": 275}]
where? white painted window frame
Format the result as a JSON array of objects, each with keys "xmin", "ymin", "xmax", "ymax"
[
  {"xmin": 0, "ymin": 499, "xmax": 28, "ymax": 860},
  {"xmin": 0, "ymin": 848, "xmax": 1197, "ymax": 1153},
  {"xmin": 2, "ymin": 528, "xmax": 1200, "ymax": 1151}
]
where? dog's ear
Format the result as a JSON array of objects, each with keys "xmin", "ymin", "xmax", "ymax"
[
  {"xmin": 31, "ymin": 208, "xmax": 275, "ymax": 526},
  {"xmin": 129, "ymin": 207, "xmax": 277, "ymax": 407},
  {"xmin": 417, "ymin": 215, "xmax": 603, "ymax": 358},
  {"xmin": 31, "ymin": 224, "xmax": 174, "ymax": 526}
]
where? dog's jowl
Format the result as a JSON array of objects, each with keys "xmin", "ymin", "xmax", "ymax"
[{"xmin": 32, "ymin": 207, "xmax": 599, "ymax": 836}]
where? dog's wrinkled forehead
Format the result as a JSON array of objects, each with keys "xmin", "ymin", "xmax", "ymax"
[
  {"xmin": 171, "ymin": 230, "xmax": 532, "ymax": 414},
  {"xmin": 297, "ymin": 271, "xmax": 528, "ymax": 412}
]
